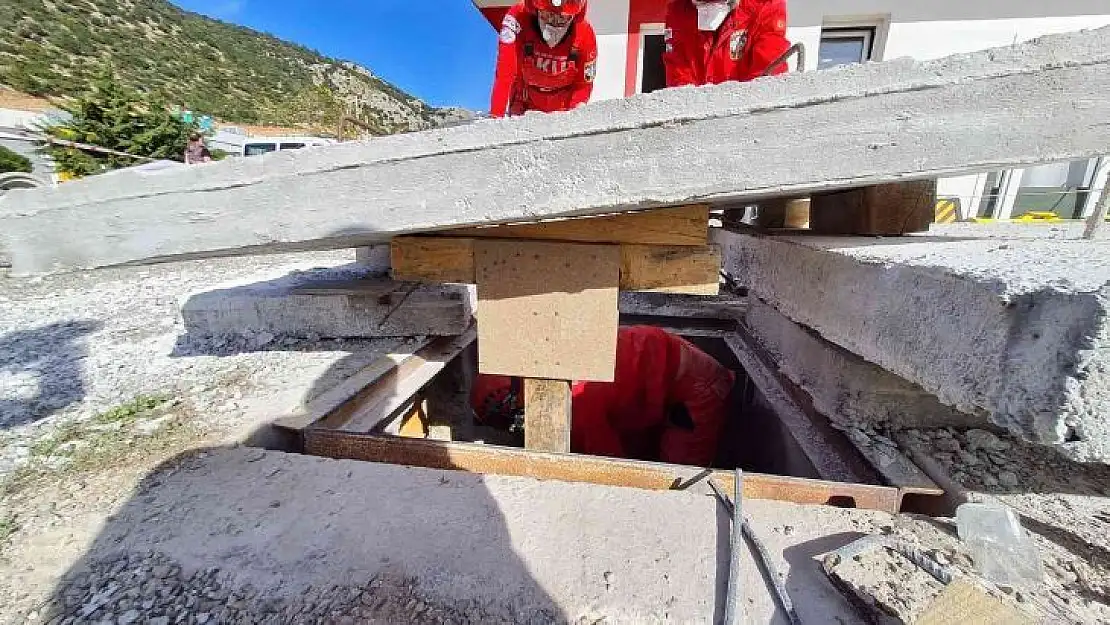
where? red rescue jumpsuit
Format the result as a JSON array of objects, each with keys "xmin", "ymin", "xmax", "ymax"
[
  {"xmin": 490, "ymin": 3, "xmax": 598, "ymax": 117},
  {"xmin": 571, "ymin": 326, "xmax": 735, "ymax": 466},
  {"xmin": 663, "ymin": 0, "xmax": 791, "ymax": 87}
]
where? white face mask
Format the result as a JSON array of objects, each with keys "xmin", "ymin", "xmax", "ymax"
[
  {"xmin": 695, "ymin": 1, "xmax": 731, "ymax": 31},
  {"xmin": 539, "ymin": 19, "xmax": 572, "ymax": 46}
]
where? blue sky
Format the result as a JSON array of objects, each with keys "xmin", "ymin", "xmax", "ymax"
[{"xmin": 170, "ymin": 1, "xmax": 499, "ymax": 111}]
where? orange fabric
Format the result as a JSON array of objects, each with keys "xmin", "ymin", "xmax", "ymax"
[
  {"xmin": 490, "ymin": 3, "xmax": 598, "ymax": 117},
  {"xmin": 570, "ymin": 326, "xmax": 735, "ymax": 466},
  {"xmin": 663, "ymin": 0, "xmax": 791, "ymax": 88}
]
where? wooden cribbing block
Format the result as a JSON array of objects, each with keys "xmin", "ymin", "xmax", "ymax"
[
  {"xmin": 524, "ymin": 379, "xmax": 573, "ymax": 452},
  {"xmin": 475, "ymin": 240, "xmax": 619, "ymax": 382},
  {"xmin": 809, "ymin": 180, "xmax": 936, "ymax": 235},
  {"xmin": 445, "ymin": 205, "xmax": 709, "ymax": 246},
  {"xmin": 392, "ymin": 237, "xmax": 719, "ymax": 295}
]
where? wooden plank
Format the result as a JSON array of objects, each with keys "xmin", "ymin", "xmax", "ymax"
[
  {"xmin": 475, "ymin": 240, "xmax": 620, "ymax": 382},
  {"xmin": 397, "ymin": 398, "xmax": 429, "ymax": 439},
  {"xmin": 391, "ymin": 237, "xmax": 475, "ymax": 283},
  {"xmin": 809, "ymin": 180, "xmax": 936, "ymax": 235},
  {"xmin": 393, "ymin": 237, "xmax": 719, "ymax": 295},
  {"xmin": 916, "ymin": 578, "xmax": 1036, "ymax": 625},
  {"xmin": 620, "ymin": 245, "xmax": 720, "ymax": 295},
  {"xmin": 443, "ymin": 205, "xmax": 709, "ymax": 246},
  {"xmin": 316, "ymin": 326, "xmax": 477, "ymax": 432},
  {"xmin": 303, "ymin": 429, "xmax": 904, "ymax": 514},
  {"xmin": 272, "ymin": 337, "xmax": 433, "ymax": 431},
  {"xmin": 524, "ymin": 379, "xmax": 572, "ymax": 452}
]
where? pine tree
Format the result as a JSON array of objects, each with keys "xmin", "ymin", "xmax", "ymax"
[{"xmin": 43, "ymin": 70, "xmax": 198, "ymax": 177}]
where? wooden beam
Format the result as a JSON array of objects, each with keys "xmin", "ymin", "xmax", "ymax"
[
  {"xmin": 443, "ymin": 205, "xmax": 709, "ymax": 246},
  {"xmin": 475, "ymin": 240, "xmax": 619, "ymax": 382},
  {"xmin": 313, "ymin": 326, "xmax": 477, "ymax": 432},
  {"xmin": 302, "ymin": 429, "xmax": 905, "ymax": 514},
  {"xmin": 392, "ymin": 237, "xmax": 720, "ymax": 295},
  {"xmin": 272, "ymin": 337, "xmax": 433, "ymax": 431},
  {"xmin": 524, "ymin": 379, "xmax": 572, "ymax": 452},
  {"xmin": 391, "ymin": 237, "xmax": 475, "ymax": 284},
  {"xmin": 809, "ymin": 180, "xmax": 936, "ymax": 235},
  {"xmin": 620, "ymin": 245, "xmax": 720, "ymax": 295}
]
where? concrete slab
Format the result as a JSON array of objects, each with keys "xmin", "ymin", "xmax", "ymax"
[
  {"xmin": 744, "ymin": 299, "xmax": 975, "ymax": 430},
  {"xmin": 715, "ymin": 228, "xmax": 1110, "ymax": 463},
  {"xmin": 4, "ymin": 27, "xmax": 1110, "ymax": 273},
  {"xmin": 35, "ymin": 447, "xmax": 891, "ymax": 623},
  {"xmin": 180, "ymin": 265, "xmax": 473, "ymax": 340}
]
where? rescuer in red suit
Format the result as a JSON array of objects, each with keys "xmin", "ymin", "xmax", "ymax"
[
  {"xmin": 489, "ymin": 0, "xmax": 599, "ymax": 117},
  {"xmin": 471, "ymin": 326, "xmax": 736, "ymax": 467},
  {"xmin": 663, "ymin": 0, "xmax": 791, "ymax": 87}
]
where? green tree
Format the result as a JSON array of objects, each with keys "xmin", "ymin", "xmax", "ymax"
[
  {"xmin": 42, "ymin": 72, "xmax": 198, "ymax": 177},
  {"xmin": 0, "ymin": 145, "xmax": 33, "ymax": 174}
]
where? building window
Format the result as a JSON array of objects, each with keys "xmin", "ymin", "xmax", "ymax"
[{"xmin": 818, "ymin": 28, "xmax": 875, "ymax": 69}]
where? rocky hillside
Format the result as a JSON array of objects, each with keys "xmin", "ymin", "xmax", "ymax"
[{"xmin": 0, "ymin": 0, "xmax": 471, "ymax": 134}]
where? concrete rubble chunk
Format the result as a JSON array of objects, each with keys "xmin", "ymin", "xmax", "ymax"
[
  {"xmin": 3, "ymin": 27, "xmax": 1110, "ymax": 273},
  {"xmin": 743, "ymin": 298, "xmax": 975, "ymax": 429},
  {"xmin": 179, "ymin": 265, "xmax": 474, "ymax": 339},
  {"xmin": 714, "ymin": 228, "xmax": 1110, "ymax": 463}
]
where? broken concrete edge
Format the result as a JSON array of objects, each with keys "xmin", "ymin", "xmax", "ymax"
[
  {"xmin": 742, "ymin": 298, "xmax": 978, "ymax": 430},
  {"xmin": 178, "ymin": 263, "xmax": 475, "ymax": 340},
  {"xmin": 6, "ymin": 26, "xmax": 1110, "ymax": 215},
  {"xmin": 6, "ymin": 28, "xmax": 1110, "ymax": 272},
  {"xmin": 714, "ymin": 228, "xmax": 1110, "ymax": 463}
]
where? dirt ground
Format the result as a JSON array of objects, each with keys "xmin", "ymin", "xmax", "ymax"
[{"xmin": 1, "ymin": 253, "xmax": 1108, "ymax": 624}]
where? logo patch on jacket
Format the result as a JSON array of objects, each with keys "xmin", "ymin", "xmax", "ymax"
[
  {"xmin": 500, "ymin": 14, "xmax": 521, "ymax": 44},
  {"xmin": 729, "ymin": 30, "xmax": 749, "ymax": 60},
  {"xmin": 584, "ymin": 60, "xmax": 597, "ymax": 82}
]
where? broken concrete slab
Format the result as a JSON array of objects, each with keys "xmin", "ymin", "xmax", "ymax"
[
  {"xmin": 4, "ymin": 27, "xmax": 1110, "ymax": 273},
  {"xmin": 744, "ymin": 298, "xmax": 975, "ymax": 430},
  {"xmin": 52, "ymin": 446, "xmax": 896, "ymax": 623},
  {"xmin": 714, "ymin": 228, "xmax": 1110, "ymax": 463},
  {"xmin": 180, "ymin": 265, "xmax": 473, "ymax": 340}
]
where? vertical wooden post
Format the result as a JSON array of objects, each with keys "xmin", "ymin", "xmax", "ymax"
[{"xmin": 524, "ymin": 378, "xmax": 572, "ymax": 453}]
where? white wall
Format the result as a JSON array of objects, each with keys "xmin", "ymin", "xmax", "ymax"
[
  {"xmin": 586, "ymin": 1, "xmax": 631, "ymax": 102},
  {"xmin": 786, "ymin": 0, "xmax": 1110, "ymax": 70}
]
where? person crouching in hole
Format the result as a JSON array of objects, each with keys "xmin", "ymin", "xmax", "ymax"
[{"xmin": 471, "ymin": 326, "xmax": 735, "ymax": 466}]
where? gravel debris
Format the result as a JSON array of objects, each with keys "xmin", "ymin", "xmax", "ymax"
[{"xmin": 27, "ymin": 551, "xmax": 485, "ymax": 625}]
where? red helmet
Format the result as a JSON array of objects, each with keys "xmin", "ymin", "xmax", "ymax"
[
  {"xmin": 528, "ymin": 0, "xmax": 587, "ymax": 17},
  {"xmin": 470, "ymin": 374, "xmax": 523, "ymax": 430}
]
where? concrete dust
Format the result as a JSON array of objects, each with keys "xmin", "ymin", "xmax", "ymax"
[{"xmin": 827, "ymin": 546, "xmax": 945, "ymax": 624}]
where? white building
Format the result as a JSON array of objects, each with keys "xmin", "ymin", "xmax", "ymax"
[{"xmin": 473, "ymin": 0, "xmax": 1110, "ymax": 220}]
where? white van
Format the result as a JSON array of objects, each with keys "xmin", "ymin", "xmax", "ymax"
[{"xmin": 239, "ymin": 136, "xmax": 334, "ymax": 157}]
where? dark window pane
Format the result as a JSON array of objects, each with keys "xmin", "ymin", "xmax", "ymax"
[
  {"xmin": 818, "ymin": 37, "xmax": 867, "ymax": 69},
  {"xmin": 279, "ymin": 143, "xmax": 306, "ymax": 150},
  {"xmin": 244, "ymin": 143, "xmax": 277, "ymax": 157}
]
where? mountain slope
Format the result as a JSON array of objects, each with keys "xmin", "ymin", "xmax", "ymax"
[{"xmin": 0, "ymin": 0, "xmax": 469, "ymax": 134}]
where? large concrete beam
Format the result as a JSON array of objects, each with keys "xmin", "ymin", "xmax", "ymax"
[
  {"xmin": 714, "ymin": 228, "xmax": 1110, "ymax": 463},
  {"xmin": 3, "ymin": 28, "xmax": 1110, "ymax": 273}
]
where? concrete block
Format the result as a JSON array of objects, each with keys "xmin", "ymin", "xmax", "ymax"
[
  {"xmin": 715, "ymin": 228, "xmax": 1110, "ymax": 463},
  {"xmin": 4, "ymin": 27, "xmax": 1110, "ymax": 273},
  {"xmin": 181, "ymin": 265, "xmax": 473, "ymax": 339},
  {"xmin": 744, "ymin": 298, "xmax": 975, "ymax": 430}
]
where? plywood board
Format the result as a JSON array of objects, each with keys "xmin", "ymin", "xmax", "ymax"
[
  {"xmin": 524, "ymin": 379, "xmax": 572, "ymax": 452},
  {"xmin": 445, "ymin": 205, "xmax": 708, "ymax": 246},
  {"xmin": 393, "ymin": 237, "xmax": 719, "ymax": 295},
  {"xmin": 475, "ymin": 240, "xmax": 619, "ymax": 382}
]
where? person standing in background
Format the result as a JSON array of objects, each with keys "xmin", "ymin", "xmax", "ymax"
[{"xmin": 664, "ymin": 0, "xmax": 791, "ymax": 87}]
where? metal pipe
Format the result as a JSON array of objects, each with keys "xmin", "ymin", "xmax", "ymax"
[
  {"xmin": 723, "ymin": 469, "xmax": 744, "ymax": 625},
  {"xmin": 763, "ymin": 43, "xmax": 808, "ymax": 76}
]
